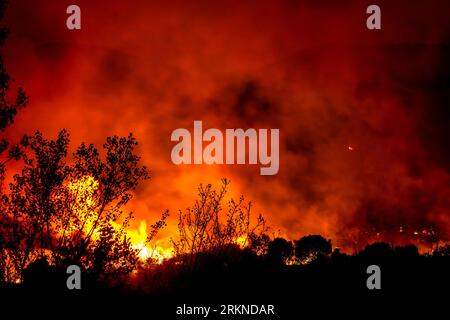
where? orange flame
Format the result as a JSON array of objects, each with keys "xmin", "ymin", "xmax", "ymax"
[{"xmin": 67, "ymin": 176, "xmax": 173, "ymax": 263}]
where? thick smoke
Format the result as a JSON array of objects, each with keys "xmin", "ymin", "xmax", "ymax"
[{"xmin": 4, "ymin": 0, "xmax": 450, "ymax": 250}]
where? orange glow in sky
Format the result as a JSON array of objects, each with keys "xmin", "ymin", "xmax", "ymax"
[{"xmin": 3, "ymin": 0, "xmax": 450, "ymax": 251}]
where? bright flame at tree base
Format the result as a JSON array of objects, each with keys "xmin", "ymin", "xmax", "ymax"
[
  {"xmin": 68, "ymin": 175, "xmax": 173, "ymax": 264},
  {"xmin": 126, "ymin": 220, "xmax": 173, "ymax": 263}
]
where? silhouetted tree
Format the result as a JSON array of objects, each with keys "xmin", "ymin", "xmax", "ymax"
[
  {"xmin": 1, "ymin": 130, "xmax": 167, "ymax": 285},
  {"xmin": 267, "ymin": 237, "xmax": 293, "ymax": 265},
  {"xmin": 295, "ymin": 235, "xmax": 332, "ymax": 264}
]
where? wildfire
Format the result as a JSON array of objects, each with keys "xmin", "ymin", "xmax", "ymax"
[
  {"xmin": 236, "ymin": 235, "xmax": 249, "ymax": 248},
  {"xmin": 67, "ymin": 175, "xmax": 173, "ymax": 263},
  {"xmin": 125, "ymin": 220, "xmax": 174, "ymax": 263}
]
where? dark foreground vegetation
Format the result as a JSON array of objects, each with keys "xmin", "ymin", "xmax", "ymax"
[{"xmin": 2, "ymin": 239, "xmax": 449, "ymax": 319}]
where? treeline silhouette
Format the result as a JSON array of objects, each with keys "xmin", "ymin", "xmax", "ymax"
[
  {"xmin": 132, "ymin": 234, "xmax": 450, "ymax": 297},
  {"xmin": 4, "ymin": 176, "xmax": 450, "ymax": 297}
]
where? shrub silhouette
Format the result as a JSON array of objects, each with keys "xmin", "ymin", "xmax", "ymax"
[
  {"xmin": 267, "ymin": 237, "xmax": 293, "ymax": 265},
  {"xmin": 172, "ymin": 179, "xmax": 268, "ymax": 270},
  {"xmin": 295, "ymin": 235, "xmax": 332, "ymax": 263}
]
